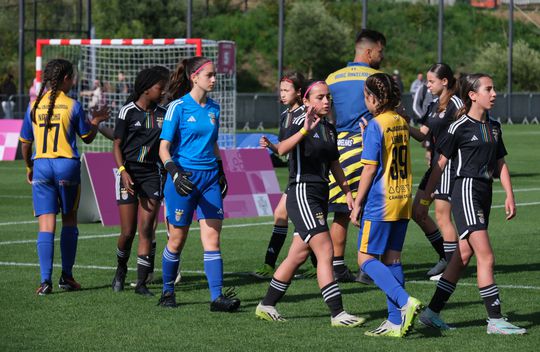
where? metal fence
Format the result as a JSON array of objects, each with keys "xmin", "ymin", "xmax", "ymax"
[{"xmin": 2, "ymin": 93, "xmax": 539, "ymax": 126}]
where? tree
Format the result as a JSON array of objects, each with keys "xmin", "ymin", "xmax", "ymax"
[
  {"xmin": 285, "ymin": 0, "xmax": 352, "ymax": 79},
  {"xmin": 473, "ymin": 40, "xmax": 540, "ymax": 92}
]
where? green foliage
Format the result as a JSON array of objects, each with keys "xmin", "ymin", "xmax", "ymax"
[
  {"xmin": 284, "ymin": 0, "xmax": 352, "ymax": 79},
  {"xmin": 473, "ymin": 40, "xmax": 540, "ymax": 92}
]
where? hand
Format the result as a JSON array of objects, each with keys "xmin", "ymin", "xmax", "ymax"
[
  {"xmin": 359, "ymin": 117, "xmax": 368, "ymax": 135},
  {"xmin": 217, "ymin": 160, "xmax": 228, "ymax": 199},
  {"xmin": 26, "ymin": 167, "xmax": 33, "ymax": 185},
  {"xmin": 425, "ymin": 150, "xmax": 432, "ymax": 167},
  {"xmin": 259, "ymin": 136, "xmax": 271, "ymax": 149},
  {"xmin": 90, "ymin": 105, "xmax": 110, "ymax": 125},
  {"xmin": 350, "ymin": 204, "xmax": 363, "ymax": 227},
  {"xmin": 505, "ymin": 196, "xmax": 516, "ymax": 220},
  {"xmin": 345, "ymin": 192, "xmax": 354, "ymax": 212},
  {"xmin": 120, "ymin": 171, "xmax": 135, "ymax": 195},
  {"xmin": 173, "ymin": 171, "xmax": 194, "ymax": 196},
  {"xmin": 304, "ymin": 106, "xmax": 321, "ymax": 132}
]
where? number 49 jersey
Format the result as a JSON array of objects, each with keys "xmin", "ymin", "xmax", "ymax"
[
  {"xmin": 360, "ymin": 111, "xmax": 412, "ymax": 221},
  {"xmin": 19, "ymin": 91, "xmax": 91, "ymax": 159}
]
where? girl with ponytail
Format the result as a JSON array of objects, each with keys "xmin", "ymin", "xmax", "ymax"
[
  {"xmin": 19, "ymin": 58, "xmax": 109, "ymax": 295},
  {"xmin": 158, "ymin": 57, "xmax": 240, "ymax": 312},
  {"xmin": 350, "ymin": 72, "xmax": 421, "ymax": 337},
  {"xmin": 111, "ymin": 66, "xmax": 169, "ymax": 296},
  {"xmin": 416, "ymin": 74, "xmax": 526, "ymax": 335},
  {"xmin": 409, "ymin": 63, "xmax": 463, "ymax": 280}
]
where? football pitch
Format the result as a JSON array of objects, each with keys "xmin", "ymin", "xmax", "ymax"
[{"xmin": 0, "ymin": 125, "xmax": 539, "ymax": 351}]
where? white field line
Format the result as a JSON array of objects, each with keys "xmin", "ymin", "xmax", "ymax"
[
  {"xmin": 0, "ymin": 260, "xmax": 538, "ymax": 291},
  {"xmin": 0, "ymin": 221, "xmax": 274, "ymax": 245}
]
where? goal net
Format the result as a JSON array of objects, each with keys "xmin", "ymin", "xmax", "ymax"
[{"xmin": 36, "ymin": 38, "xmax": 236, "ymax": 151}]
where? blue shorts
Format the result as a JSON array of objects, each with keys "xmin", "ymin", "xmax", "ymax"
[
  {"xmin": 32, "ymin": 158, "xmax": 81, "ymax": 217},
  {"xmin": 357, "ymin": 219, "xmax": 409, "ymax": 255},
  {"xmin": 164, "ymin": 168, "xmax": 224, "ymax": 227}
]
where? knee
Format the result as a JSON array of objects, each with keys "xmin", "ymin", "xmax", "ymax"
[
  {"xmin": 477, "ymin": 252, "xmax": 495, "ymax": 268},
  {"xmin": 274, "ymin": 209, "xmax": 288, "ymax": 225}
]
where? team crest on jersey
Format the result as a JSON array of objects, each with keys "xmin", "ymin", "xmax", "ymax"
[
  {"xmin": 156, "ymin": 115, "xmax": 164, "ymax": 128},
  {"xmin": 209, "ymin": 112, "xmax": 216, "ymax": 125},
  {"xmin": 315, "ymin": 212, "xmax": 325, "ymax": 226},
  {"xmin": 175, "ymin": 209, "xmax": 184, "ymax": 222},
  {"xmin": 439, "ymin": 112, "xmax": 445, "ymax": 118},
  {"xmin": 477, "ymin": 210, "xmax": 485, "ymax": 224}
]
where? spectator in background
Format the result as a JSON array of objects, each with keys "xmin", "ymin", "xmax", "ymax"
[
  {"xmin": 29, "ymin": 78, "xmax": 41, "ymax": 105},
  {"xmin": 1, "ymin": 74, "xmax": 16, "ymax": 118},
  {"xmin": 412, "ymin": 81, "xmax": 435, "ymax": 123},
  {"xmin": 81, "ymin": 79, "xmax": 106, "ymax": 109},
  {"xmin": 116, "ymin": 71, "xmax": 131, "ymax": 94},
  {"xmin": 410, "ymin": 72, "xmax": 424, "ymax": 94}
]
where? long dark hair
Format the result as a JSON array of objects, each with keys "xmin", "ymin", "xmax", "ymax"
[
  {"xmin": 428, "ymin": 63, "xmax": 458, "ymax": 113},
  {"xmin": 365, "ymin": 73, "xmax": 401, "ymax": 116},
  {"xmin": 126, "ymin": 66, "xmax": 169, "ymax": 105},
  {"xmin": 457, "ymin": 73, "xmax": 492, "ymax": 117},
  {"xmin": 31, "ymin": 59, "xmax": 74, "ymax": 128},
  {"xmin": 165, "ymin": 56, "xmax": 212, "ymax": 103},
  {"xmin": 280, "ymin": 71, "xmax": 305, "ymax": 106}
]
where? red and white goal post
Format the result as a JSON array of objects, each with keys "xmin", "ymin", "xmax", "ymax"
[{"xmin": 36, "ymin": 38, "xmax": 237, "ymax": 151}]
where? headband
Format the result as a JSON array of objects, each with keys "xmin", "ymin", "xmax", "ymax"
[
  {"xmin": 192, "ymin": 60, "xmax": 212, "ymax": 76},
  {"xmin": 281, "ymin": 78, "xmax": 294, "ymax": 84},
  {"xmin": 303, "ymin": 81, "xmax": 325, "ymax": 99}
]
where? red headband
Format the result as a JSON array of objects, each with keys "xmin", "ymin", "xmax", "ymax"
[
  {"xmin": 303, "ymin": 81, "xmax": 326, "ymax": 99},
  {"xmin": 281, "ymin": 78, "xmax": 294, "ymax": 84},
  {"xmin": 192, "ymin": 61, "xmax": 212, "ymax": 76}
]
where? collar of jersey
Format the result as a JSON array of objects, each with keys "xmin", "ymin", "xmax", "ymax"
[
  {"xmin": 183, "ymin": 92, "xmax": 210, "ymax": 109},
  {"xmin": 347, "ymin": 62, "xmax": 370, "ymax": 67}
]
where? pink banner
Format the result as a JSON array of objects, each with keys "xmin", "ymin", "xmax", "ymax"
[
  {"xmin": 81, "ymin": 149, "xmax": 281, "ymax": 226},
  {"xmin": 0, "ymin": 120, "xmax": 23, "ymax": 161}
]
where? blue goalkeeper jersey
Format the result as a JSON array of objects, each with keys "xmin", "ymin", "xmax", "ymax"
[{"xmin": 160, "ymin": 93, "xmax": 220, "ymax": 170}]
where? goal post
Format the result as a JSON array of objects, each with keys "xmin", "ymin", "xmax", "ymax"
[{"xmin": 35, "ymin": 38, "xmax": 236, "ymax": 151}]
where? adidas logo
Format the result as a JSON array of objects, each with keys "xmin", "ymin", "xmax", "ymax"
[
  {"xmin": 471, "ymin": 135, "xmax": 478, "ymax": 141},
  {"xmin": 153, "ymin": 191, "xmax": 160, "ymax": 196},
  {"xmin": 134, "ymin": 121, "xmax": 141, "ymax": 127},
  {"xmin": 313, "ymin": 132, "xmax": 320, "ymax": 139},
  {"xmin": 491, "ymin": 299, "xmax": 500, "ymax": 306},
  {"xmin": 267, "ymin": 248, "xmax": 275, "ymax": 254},
  {"xmin": 187, "ymin": 116, "xmax": 196, "ymax": 122}
]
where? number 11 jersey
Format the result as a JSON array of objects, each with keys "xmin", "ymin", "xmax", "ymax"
[{"xmin": 360, "ymin": 111, "xmax": 412, "ymax": 221}]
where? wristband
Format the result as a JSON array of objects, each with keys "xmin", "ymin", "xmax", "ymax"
[
  {"xmin": 299, "ymin": 128, "xmax": 309, "ymax": 136},
  {"xmin": 118, "ymin": 165, "xmax": 126, "ymax": 174},
  {"xmin": 26, "ymin": 166, "xmax": 33, "ymax": 173},
  {"xmin": 419, "ymin": 199, "xmax": 431, "ymax": 206}
]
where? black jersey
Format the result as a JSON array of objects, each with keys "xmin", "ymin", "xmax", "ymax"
[
  {"xmin": 420, "ymin": 95, "xmax": 462, "ymax": 166},
  {"xmin": 114, "ymin": 102, "xmax": 166, "ymax": 164},
  {"xmin": 438, "ymin": 115, "xmax": 507, "ymax": 181},
  {"xmin": 278, "ymin": 105, "xmax": 305, "ymax": 142},
  {"xmin": 286, "ymin": 115, "xmax": 340, "ymax": 184}
]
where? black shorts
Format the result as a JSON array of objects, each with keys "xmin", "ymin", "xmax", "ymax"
[
  {"xmin": 451, "ymin": 177, "xmax": 492, "ymax": 239},
  {"xmin": 116, "ymin": 162, "xmax": 165, "ymax": 205},
  {"xmin": 286, "ymin": 182, "xmax": 329, "ymax": 243},
  {"xmin": 418, "ymin": 159, "xmax": 455, "ymax": 201}
]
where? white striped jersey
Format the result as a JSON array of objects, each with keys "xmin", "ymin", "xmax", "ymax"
[
  {"xmin": 419, "ymin": 94, "xmax": 463, "ymax": 167},
  {"xmin": 114, "ymin": 101, "xmax": 166, "ymax": 164},
  {"xmin": 439, "ymin": 115, "xmax": 507, "ymax": 181}
]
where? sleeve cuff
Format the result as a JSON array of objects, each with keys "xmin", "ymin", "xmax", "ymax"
[
  {"xmin": 361, "ymin": 159, "xmax": 378, "ymax": 166},
  {"xmin": 19, "ymin": 137, "xmax": 33, "ymax": 144}
]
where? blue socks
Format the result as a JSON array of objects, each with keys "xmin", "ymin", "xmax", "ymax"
[
  {"xmin": 204, "ymin": 251, "xmax": 223, "ymax": 302},
  {"xmin": 37, "ymin": 232, "xmax": 55, "ymax": 283},
  {"xmin": 362, "ymin": 258, "xmax": 409, "ymax": 311},
  {"xmin": 386, "ymin": 263, "xmax": 405, "ymax": 325},
  {"xmin": 60, "ymin": 226, "xmax": 78, "ymax": 277},
  {"xmin": 162, "ymin": 246, "xmax": 180, "ymax": 294}
]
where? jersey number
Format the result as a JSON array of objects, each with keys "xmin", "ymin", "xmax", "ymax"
[
  {"xmin": 40, "ymin": 123, "xmax": 60, "ymax": 153},
  {"xmin": 390, "ymin": 145, "xmax": 408, "ymax": 180}
]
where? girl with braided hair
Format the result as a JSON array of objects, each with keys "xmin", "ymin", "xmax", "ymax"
[
  {"xmin": 157, "ymin": 56, "xmax": 239, "ymax": 312},
  {"xmin": 19, "ymin": 58, "xmax": 109, "ymax": 295},
  {"xmin": 110, "ymin": 66, "xmax": 169, "ymax": 297},
  {"xmin": 350, "ymin": 73, "xmax": 421, "ymax": 337}
]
